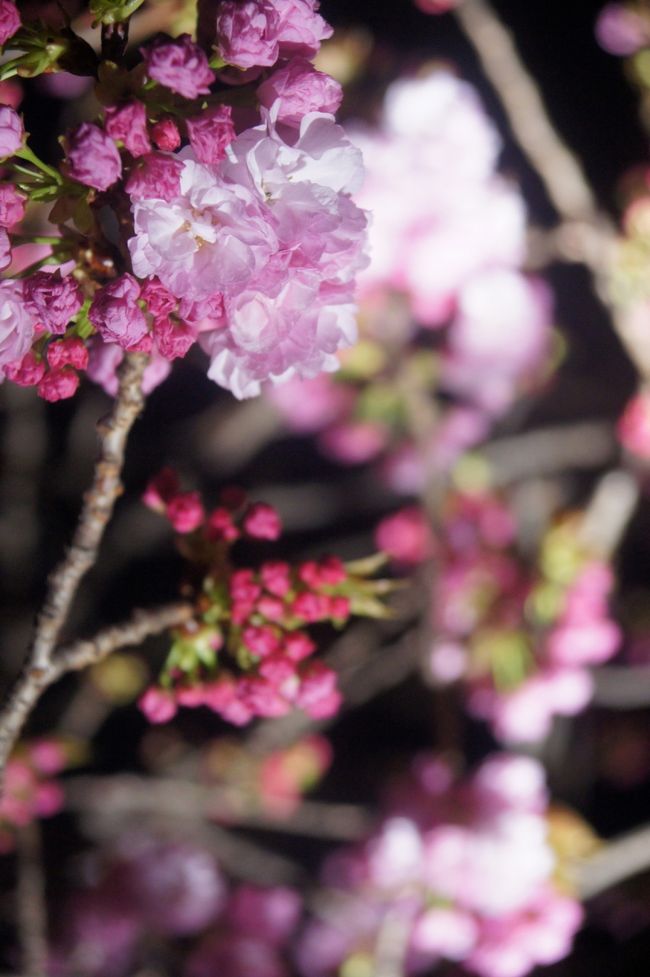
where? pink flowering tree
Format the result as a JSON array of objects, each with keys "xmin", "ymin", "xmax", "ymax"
[{"xmin": 0, "ymin": 1, "xmax": 648, "ymax": 976}]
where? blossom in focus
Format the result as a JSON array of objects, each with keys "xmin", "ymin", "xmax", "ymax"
[
  {"xmin": 104, "ymin": 100, "xmax": 151, "ymax": 158},
  {"xmin": 88, "ymin": 274, "xmax": 148, "ymax": 349},
  {"xmin": 216, "ymin": 0, "xmax": 332, "ymax": 69},
  {"xmin": 24, "ymin": 270, "xmax": 83, "ymax": 335},
  {"xmin": 257, "ymin": 58, "xmax": 343, "ymax": 126},
  {"xmin": 141, "ymin": 34, "xmax": 215, "ymax": 99},
  {"xmin": 64, "ymin": 122, "xmax": 122, "ymax": 191}
]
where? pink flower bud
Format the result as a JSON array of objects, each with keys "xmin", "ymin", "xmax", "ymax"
[
  {"xmin": 166, "ymin": 491, "xmax": 205, "ymax": 533},
  {"xmin": 37, "ymin": 367, "xmax": 79, "ymax": 402},
  {"xmin": 243, "ymin": 624, "xmax": 281, "ymax": 657},
  {"xmin": 153, "ymin": 316, "xmax": 196, "ymax": 360},
  {"xmin": 89, "ymin": 273, "xmax": 148, "ymax": 349},
  {"xmin": 0, "ymin": 182, "xmax": 25, "ymax": 226},
  {"xmin": 216, "ymin": 0, "xmax": 282, "ymax": 68},
  {"xmin": 243, "ymin": 502, "xmax": 282, "ymax": 540},
  {"xmin": 64, "ymin": 122, "xmax": 122, "ymax": 191},
  {"xmin": 0, "ymin": 0, "xmax": 20, "ymax": 46},
  {"xmin": 0, "ymin": 105, "xmax": 23, "ymax": 157},
  {"xmin": 139, "ymin": 686, "xmax": 178, "ymax": 724},
  {"xmin": 206, "ymin": 507, "xmax": 240, "ymax": 542},
  {"xmin": 413, "ymin": 0, "xmax": 460, "ymax": 13},
  {"xmin": 24, "ymin": 269, "xmax": 83, "ymax": 335},
  {"xmin": 151, "ymin": 117, "xmax": 181, "ymax": 151},
  {"xmin": 186, "ymin": 104, "xmax": 236, "ymax": 164},
  {"xmin": 295, "ymin": 661, "xmax": 341, "ymax": 718},
  {"xmin": 104, "ymin": 99, "xmax": 151, "ymax": 158},
  {"xmin": 4, "ymin": 349, "xmax": 45, "ymax": 386},
  {"xmin": 125, "ymin": 152, "xmax": 183, "ymax": 202},
  {"xmin": 257, "ymin": 58, "xmax": 342, "ymax": 127},
  {"xmin": 375, "ymin": 506, "xmax": 435, "ymax": 566},
  {"xmin": 618, "ymin": 391, "xmax": 650, "ymax": 459},
  {"xmin": 284, "ymin": 631, "xmax": 316, "ymax": 661},
  {"xmin": 143, "ymin": 467, "xmax": 180, "ymax": 511},
  {"xmin": 47, "ymin": 337, "xmax": 88, "ymax": 370},
  {"xmin": 260, "ymin": 560, "xmax": 291, "ymax": 597},
  {"xmin": 141, "ymin": 277, "xmax": 177, "ymax": 318},
  {"xmin": 142, "ymin": 34, "xmax": 215, "ymax": 99}
]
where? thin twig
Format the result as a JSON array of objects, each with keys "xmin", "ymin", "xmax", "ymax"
[
  {"xmin": 51, "ymin": 602, "xmax": 194, "ymax": 679},
  {"xmin": 16, "ymin": 823, "xmax": 47, "ymax": 977},
  {"xmin": 0, "ymin": 354, "xmax": 148, "ymax": 775}
]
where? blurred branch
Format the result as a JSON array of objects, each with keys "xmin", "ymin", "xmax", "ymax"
[
  {"xmin": 578, "ymin": 822, "xmax": 650, "ymax": 899},
  {"xmin": 484, "ymin": 421, "xmax": 616, "ymax": 485},
  {"xmin": 65, "ymin": 773, "xmax": 372, "ymax": 841},
  {"xmin": 455, "ymin": 0, "xmax": 599, "ymax": 222},
  {"xmin": 0, "ymin": 355, "xmax": 148, "ymax": 776},
  {"xmin": 16, "ymin": 823, "xmax": 47, "ymax": 977},
  {"xmin": 593, "ymin": 664, "xmax": 650, "ymax": 708}
]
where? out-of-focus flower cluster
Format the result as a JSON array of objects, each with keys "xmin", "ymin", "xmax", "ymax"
[
  {"xmin": 0, "ymin": 0, "xmax": 368, "ymax": 401},
  {"xmin": 139, "ymin": 470, "xmax": 393, "ymax": 726},
  {"xmin": 377, "ymin": 487, "xmax": 621, "ymax": 742},
  {"xmin": 0, "ymin": 738, "xmax": 72, "ymax": 851},
  {"xmin": 297, "ymin": 753, "xmax": 583, "ymax": 977},
  {"xmin": 270, "ymin": 72, "xmax": 553, "ymax": 487},
  {"xmin": 51, "ymin": 834, "xmax": 301, "ymax": 977},
  {"xmin": 201, "ymin": 733, "xmax": 332, "ymax": 816}
]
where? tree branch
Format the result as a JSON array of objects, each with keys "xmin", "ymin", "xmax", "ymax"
[
  {"xmin": 578, "ymin": 822, "xmax": 650, "ymax": 899},
  {"xmin": 16, "ymin": 823, "xmax": 47, "ymax": 977},
  {"xmin": 0, "ymin": 354, "xmax": 148, "ymax": 775},
  {"xmin": 454, "ymin": 0, "xmax": 600, "ymax": 223}
]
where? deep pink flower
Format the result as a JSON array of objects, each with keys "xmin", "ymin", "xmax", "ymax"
[
  {"xmin": 243, "ymin": 502, "xmax": 282, "ymax": 539},
  {"xmin": 47, "ymin": 337, "xmax": 88, "ymax": 370},
  {"xmin": 0, "ymin": 279, "xmax": 35, "ymax": 374},
  {"xmin": 274, "ymin": 0, "xmax": 333, "ymax": 59},
  {"xmin": 88, "ymin": 273, "xmax": 148, "ymax": 349},
  {"xmin": 64, "ymin": 122, "xmax": 121, "ymax": 191},
  {"xmin": 295, "ymin": 661, "xmax": 341, "ymax": 718},
  {"xmin": 257, "ymin": 58, "xmax": 342, "ymax": 127},
  {"xmin": 104, "ymin": 99, "xmax": 151, "ymax": 158},
  {"xmin": 166, "ymin": 491, "xmax": 205, "ymax": 533},
  {"xmin": 375, "ymin": 506, "xmax": 435, "ymax": 565},
  {"xmin": 0, "ymin": 182, "xmax": 25, "ymax": 226},
  {"xmin": 151, "ymin": 117, "xmax": 181, "ymax": 151},
  {"xmin": 187, "ymin": 104, "xmax": 236, "ymax": 164},
  {"xmin": 153, "ymin": 316, "xmax": 197, "ymax": 360},
  {"xmin": 24, "ymin": 270, "xmax": 83, "ymax": 335},
  {"xmin": 138, "ymin": 687, "xmax": 177, "ymax": 723},
  {"xmin": 125, "ymin": 152, "xmax": 183, "ymax": 202},
  {"xmin": 0, "ymin": 105, "xmax": 23, "ymax": 157},
  {"xmin": 142, "ymin": 467, "xmax": 180, "ymax": 512},
  {"xmin": 216, "ymin": 0, "xmax": 282, "ymax": 69},
  {"xmin": 140, "ymin": 277, "xmax": 177, "ymax": 318},
  {"xmin": 4, "ymin": 350, "xmax": 45, "ymax": 386},
  {"xmin": 142, "ymin": 34, "xmax": 215, "ymax": 99},
  {"xmin": 0, "ymin": 0, "xmax": 20, "ymax": 46},
  {"xmin": 37, "ymin": 368, "xmax": 79, "ymax": 402}
]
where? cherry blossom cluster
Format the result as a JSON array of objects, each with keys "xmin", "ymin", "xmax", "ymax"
[
  {"xmin": 296, "ymin": 753, "xmax": 583, "ymax": 977},
  {"xmin": 270, "ymin": 71, "xmax": 552, "ymax": 488},
  {"xmin": 202, "ymin": 733, "xmax": 332, "ymax": 816},
  {"xmin": 51, "ymin": 832, "xmax": 301, "ymax": 977},
  {"xmin": 0, "ymin": 0, "xmax": 368, "ymax": 401},
  {"xmin": 376, "ymin": 489, "xmax": 621, "ymax": 742},
  {"xmin": 139, "ymin": 471, "xmax": 391, "ymax": 726},
  {"xmin": 0, "ymin": 738, "xmax": 70, "ymax": 852}
]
